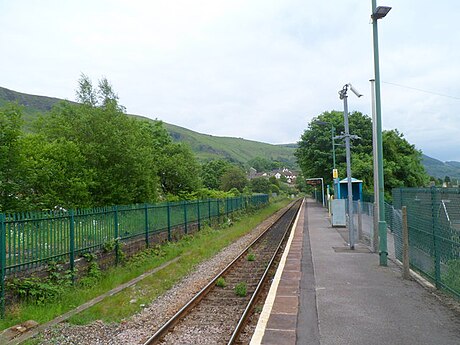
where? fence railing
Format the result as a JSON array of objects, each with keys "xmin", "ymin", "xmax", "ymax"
[
  {"xmin": 323, "ymin": 189, "xmax": 460, "ymax": 299},
  {"xmin": 392, "ymin": 188, "xmax": 460, "ymax": 298},
  {"xmin": 0, "ymin": 194, "xmax": 269, "ymax": 317}
]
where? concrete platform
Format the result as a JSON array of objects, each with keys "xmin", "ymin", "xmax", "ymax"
[{"xmin": 251, "ymin": 198, "xmax": 460, "ymax": 345}]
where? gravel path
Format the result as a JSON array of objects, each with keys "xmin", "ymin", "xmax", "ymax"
[{"xmin": 35, "ymin": 207, "xmax": 286, "ymax": 345}]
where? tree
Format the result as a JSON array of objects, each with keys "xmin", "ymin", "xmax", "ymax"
[
  {"xmin": 444, "ymin": 176, "xmax": 451, "ymax": 187},
  {"xmin": 20, "ymin": 135, "xmax": 94, "ymax": 209},
  {"xmin": 35, "ymin": 77, "xmax": 162, "ymax": 206},
  {"xmin": 247, "ymin": 157, "xmax": 276, "ymax": 172},
  {"xmin": 295, "ymin": 110, "xmax": 372, "ymax": 188},
  {"xmin": 220, "ymin": 166, "xmax": 248, "ymax": 192},
  {"xmin": 382, "ymin": 130, "xmax": 429, "ymax": 194},
  {"xmin": 201, "ymin": 159, "xmax": 232, "ymax": 190},
  {"xmin": 250, "ymin": 177, "xmax": 271, "ymax": 193},
  {"xmin": 157, "ymin": 142, "xmax": 202, "ymax": 196},
  {"xmin": 295, "ymin": 111, "xmax": 429, "ymax": 197},
  {"xmin": 0, "ymin": 104, "xmax": 25, "ymax": 211}
]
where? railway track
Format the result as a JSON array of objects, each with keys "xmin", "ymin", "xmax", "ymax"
[{"xmin": 143, "ymin": 199, "xmax": 302, "ymax": 345}]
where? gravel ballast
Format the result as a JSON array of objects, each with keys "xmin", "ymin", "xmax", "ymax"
[{"xmin": 34, "ymin": 206, "xmax": 288, "ymax": 345}]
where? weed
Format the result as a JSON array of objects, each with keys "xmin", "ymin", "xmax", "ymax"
[
  {"xmin": 79, "ymin": 253, "xmax": 102, "ymax": 288},
  {"xmin": 254, "ymin": 304, "xmax": 263, "ymax": 313},
  {"xmin": 7, "ymin": 277, "xmax": 63, "ymax": 305},
  {"xmin": 216, "ymin": 277, "xmax": 227, "ymax": 288},
  {"xmin": 234, "ymin": 282, "xmax": 247, "ymax": 297},
  {"xmin": 247, "ymin": 252, "xmax": 256, "ymax": 261}
]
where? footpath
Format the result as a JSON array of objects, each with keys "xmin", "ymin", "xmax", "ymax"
[{"xmin": 253, "ymin": 198, "xmax": 460, "ymax": 345}]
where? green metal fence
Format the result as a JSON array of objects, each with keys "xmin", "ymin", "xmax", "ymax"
[
  {"xmin": 393, "ymin": 188, "xmax": 460, "ymax": 298},
  {"xmin": 0, "ymin": 194, "xmax": 268, "ymax": 317},
  {"xmin": 324, "ymin": 189, "xmax": 460, "ymax": 299}
]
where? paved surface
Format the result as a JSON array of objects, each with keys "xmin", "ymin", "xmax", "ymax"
[{"xmin": 252, "ymin": 198, "xmax": 460, "ymax": 345}]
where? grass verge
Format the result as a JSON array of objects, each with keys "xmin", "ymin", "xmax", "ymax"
[{"xmin": 0, "ymin": 198, "xmax": 291, "ymax": 331}]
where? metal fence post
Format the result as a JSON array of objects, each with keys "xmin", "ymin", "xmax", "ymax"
[
  {"xmin": 208, "ymin": 198, "xmax": 211, "ymax": 222},
  {"xmin": 197, "ymin": 200, "xmax": 201, "ymax": 231},
  {"xmin": 357, "ymin": 200, "xmax": 363, "ymax": 241},
  {"xmin": 167, "ymin": 203, "xmax": 171, "ymax": 241},
  {"xmin": 402, "ymin": 206, "xmax": 410, "ymax": 279},
  {"xmin": 217, "ymin": 199, "xmax": 220, "ymax": 219},
  {"xmin": 430, "ymin": 187, "xmax": 441, "ymax": 288},
  {"xmin": 183, "ymin": 201, "xmax": 188, "ymax": 235},
  {"xmin": 0, "ymin": 214, "xmax": 6, "ymax": 318},
  {"xmin": 69, "ymin": 210, "xmax": 75, "ymax": 284},
  {"xmin": 144, "ymin": 203, "xmax": 149, "ymax": 248},
  {"xmin": 373, "ymin": 202, "xmax": 379, "ymax": 253},
  {"xmin": 114, "ymin": 206, "xmax": 119, "ymax": 266}
]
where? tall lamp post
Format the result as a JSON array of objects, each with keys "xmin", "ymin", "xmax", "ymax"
[
  {"xmin": 338, "ymin": 83, "xmax": 362, "ymax": 250},
  {"xmin": 371, "ymin": 1, "xmax": 391, "ymax": 266}
]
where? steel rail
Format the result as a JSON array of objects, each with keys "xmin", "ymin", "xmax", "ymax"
[
  {"xmin": 227, "ymin": 200, "xmax": 301, "ymax": 344},
  {"xmin": 143, "ymin": 200, "xmax": 301, "ymax": 345}
]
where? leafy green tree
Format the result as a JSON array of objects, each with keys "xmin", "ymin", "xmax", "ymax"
[
  {"xmin": 220, "ymin": 166, "xmax": 248, "ymax": 192},
  {"xmin": 157, "ymin": 142, "xmax": 202, "ymax": 196},
  {"xmin": 296, "ymin": 110, "xmax": 372, "ymax": 187},
  {"xmin": 268, "ymin": 175, "xmax": 279, "ymax": 187},
  {"xmin": 250, "ymin": 177, "xmax": 271, "ymax": 193},
  {"xmin": 295, "ymin": 111, "xmax": 428, "ymax": 197},
  {"xmin": 35, "ymin": 77, "xmax": 161, "ymax": 206},
  {"xmin": 20, "ymin": 135, "xmax": 94, "ymax": 209},
  {"xmin": 382, "ymin": 130, "xmax": 429, "ymax": 194},
  {"xmin": 444, "ymin": 175, "xmax": 451, "ymax": 187},
  {"xmin": 0, "ymin": 104, "xmax": 25, "ymax": 211},
  {"xmin": 247, "ymin": 157, "xmax": 275, "ymax": 172},
  {"xmin": 201, "ymin": 159, "xmax": 232, "ymax": 189}
]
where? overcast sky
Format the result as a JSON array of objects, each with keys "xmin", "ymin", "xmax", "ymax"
[{"xmin": 1, "ymin": 0, "xmax": 460, "ymax": 162}]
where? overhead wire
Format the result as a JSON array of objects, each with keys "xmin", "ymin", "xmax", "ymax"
[{"xmin": 382, "ymin": 81, "xmax": 460, "ymax": 100}]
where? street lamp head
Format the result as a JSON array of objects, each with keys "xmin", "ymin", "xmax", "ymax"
[{"xmin": 372, "ymin": 6, "xmax": 392, "ymax": 20}]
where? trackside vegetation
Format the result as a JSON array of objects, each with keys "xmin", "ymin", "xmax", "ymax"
[{"xmin": 0, "ymin": 198, "xmax": 290, "ymax": 331}]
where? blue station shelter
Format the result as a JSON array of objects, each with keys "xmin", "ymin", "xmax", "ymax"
[{"xmin": 334, "ymin": 177, "xmax": 363, "ymax": 201}]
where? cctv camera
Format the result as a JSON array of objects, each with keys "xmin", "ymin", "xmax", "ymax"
[{"xmin": 348, "ymin": 83, "xmax": 363, "ymax": 98}]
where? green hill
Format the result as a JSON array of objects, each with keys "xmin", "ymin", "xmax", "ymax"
[
  {"xmin": 4, "ymin": 85, "xmax": 459, "ymax": 177},
  {"xmin": 0, "ymin": 86, "xmax": 297, "ymax": 167},
  {"xmin": 422, "ymin": 154, "xmax": 460, "ymax": 180}
]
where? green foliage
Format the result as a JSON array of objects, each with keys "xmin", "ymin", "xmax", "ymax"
[
  {"xmin": 7, "ymin": 277, "xmax": 62, "ymax": 305},
  {"xmin": 215, "ymin": 277, "xmax": 227, "ymax": 288},
  {"xmin": 157, "ymin": 142, "xmax": 202, "ymax": 196},
  {"xmin": 250, "ymin": 177, "xmax": 271, "ymax": 194},
  {"xmin": 20, "ymin": 134, "xmax": 94, "ymax": 209},
  {"xmin": 234, "ymin": 282, "xmax": 247, "ymax": 297},
  {"xmin": 247, "ymin": 252, "xmax": 256, "ymax": 261},
  {"xmin": 295, "ymin": 110, "xmax": 429, "ymax": 197},
  {"xmin": 0, "ymin": 76, "xmax": 207, "ymax": 212},
  {"xmin": 443, "ymin": 259, "xmax": 460, "ymax": 294},
  {"xmin": 220, "ymin": 166, "xmax": 248, "ymax": 192},
  {"xmin": 201, "ymin": 159, "xmax": 232, "ymax": 189},
  {"xmin": 7, "ymin": 261, "xmax": 72, "ymax": 305},
  {"xmin": 382, "ymin": 130, "xmax": 429, "ymax": 197},
  {"xmin": 247, "ymin": 156, "xmax": 281, "ymax": 172},
  {"xmin": 0, "ymin": 104, "xmax": 25, "ymax": 211},
  {"xmin": 79, "ymin": 253, "xmax": 102, "ymax": 288}
]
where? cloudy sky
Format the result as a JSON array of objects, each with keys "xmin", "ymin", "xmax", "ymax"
[{"xmin": 1, "ymin": 0, "xmax": 460, "ymax": 161}]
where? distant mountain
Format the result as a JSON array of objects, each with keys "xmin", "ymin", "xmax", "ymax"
[
  {"xmin": 0, "ymin": 86, "xmax": 297, "ymax": 167},
  {"xmin": 422, "ymin": 154, "xmax": 460, "ymax": 180}
]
